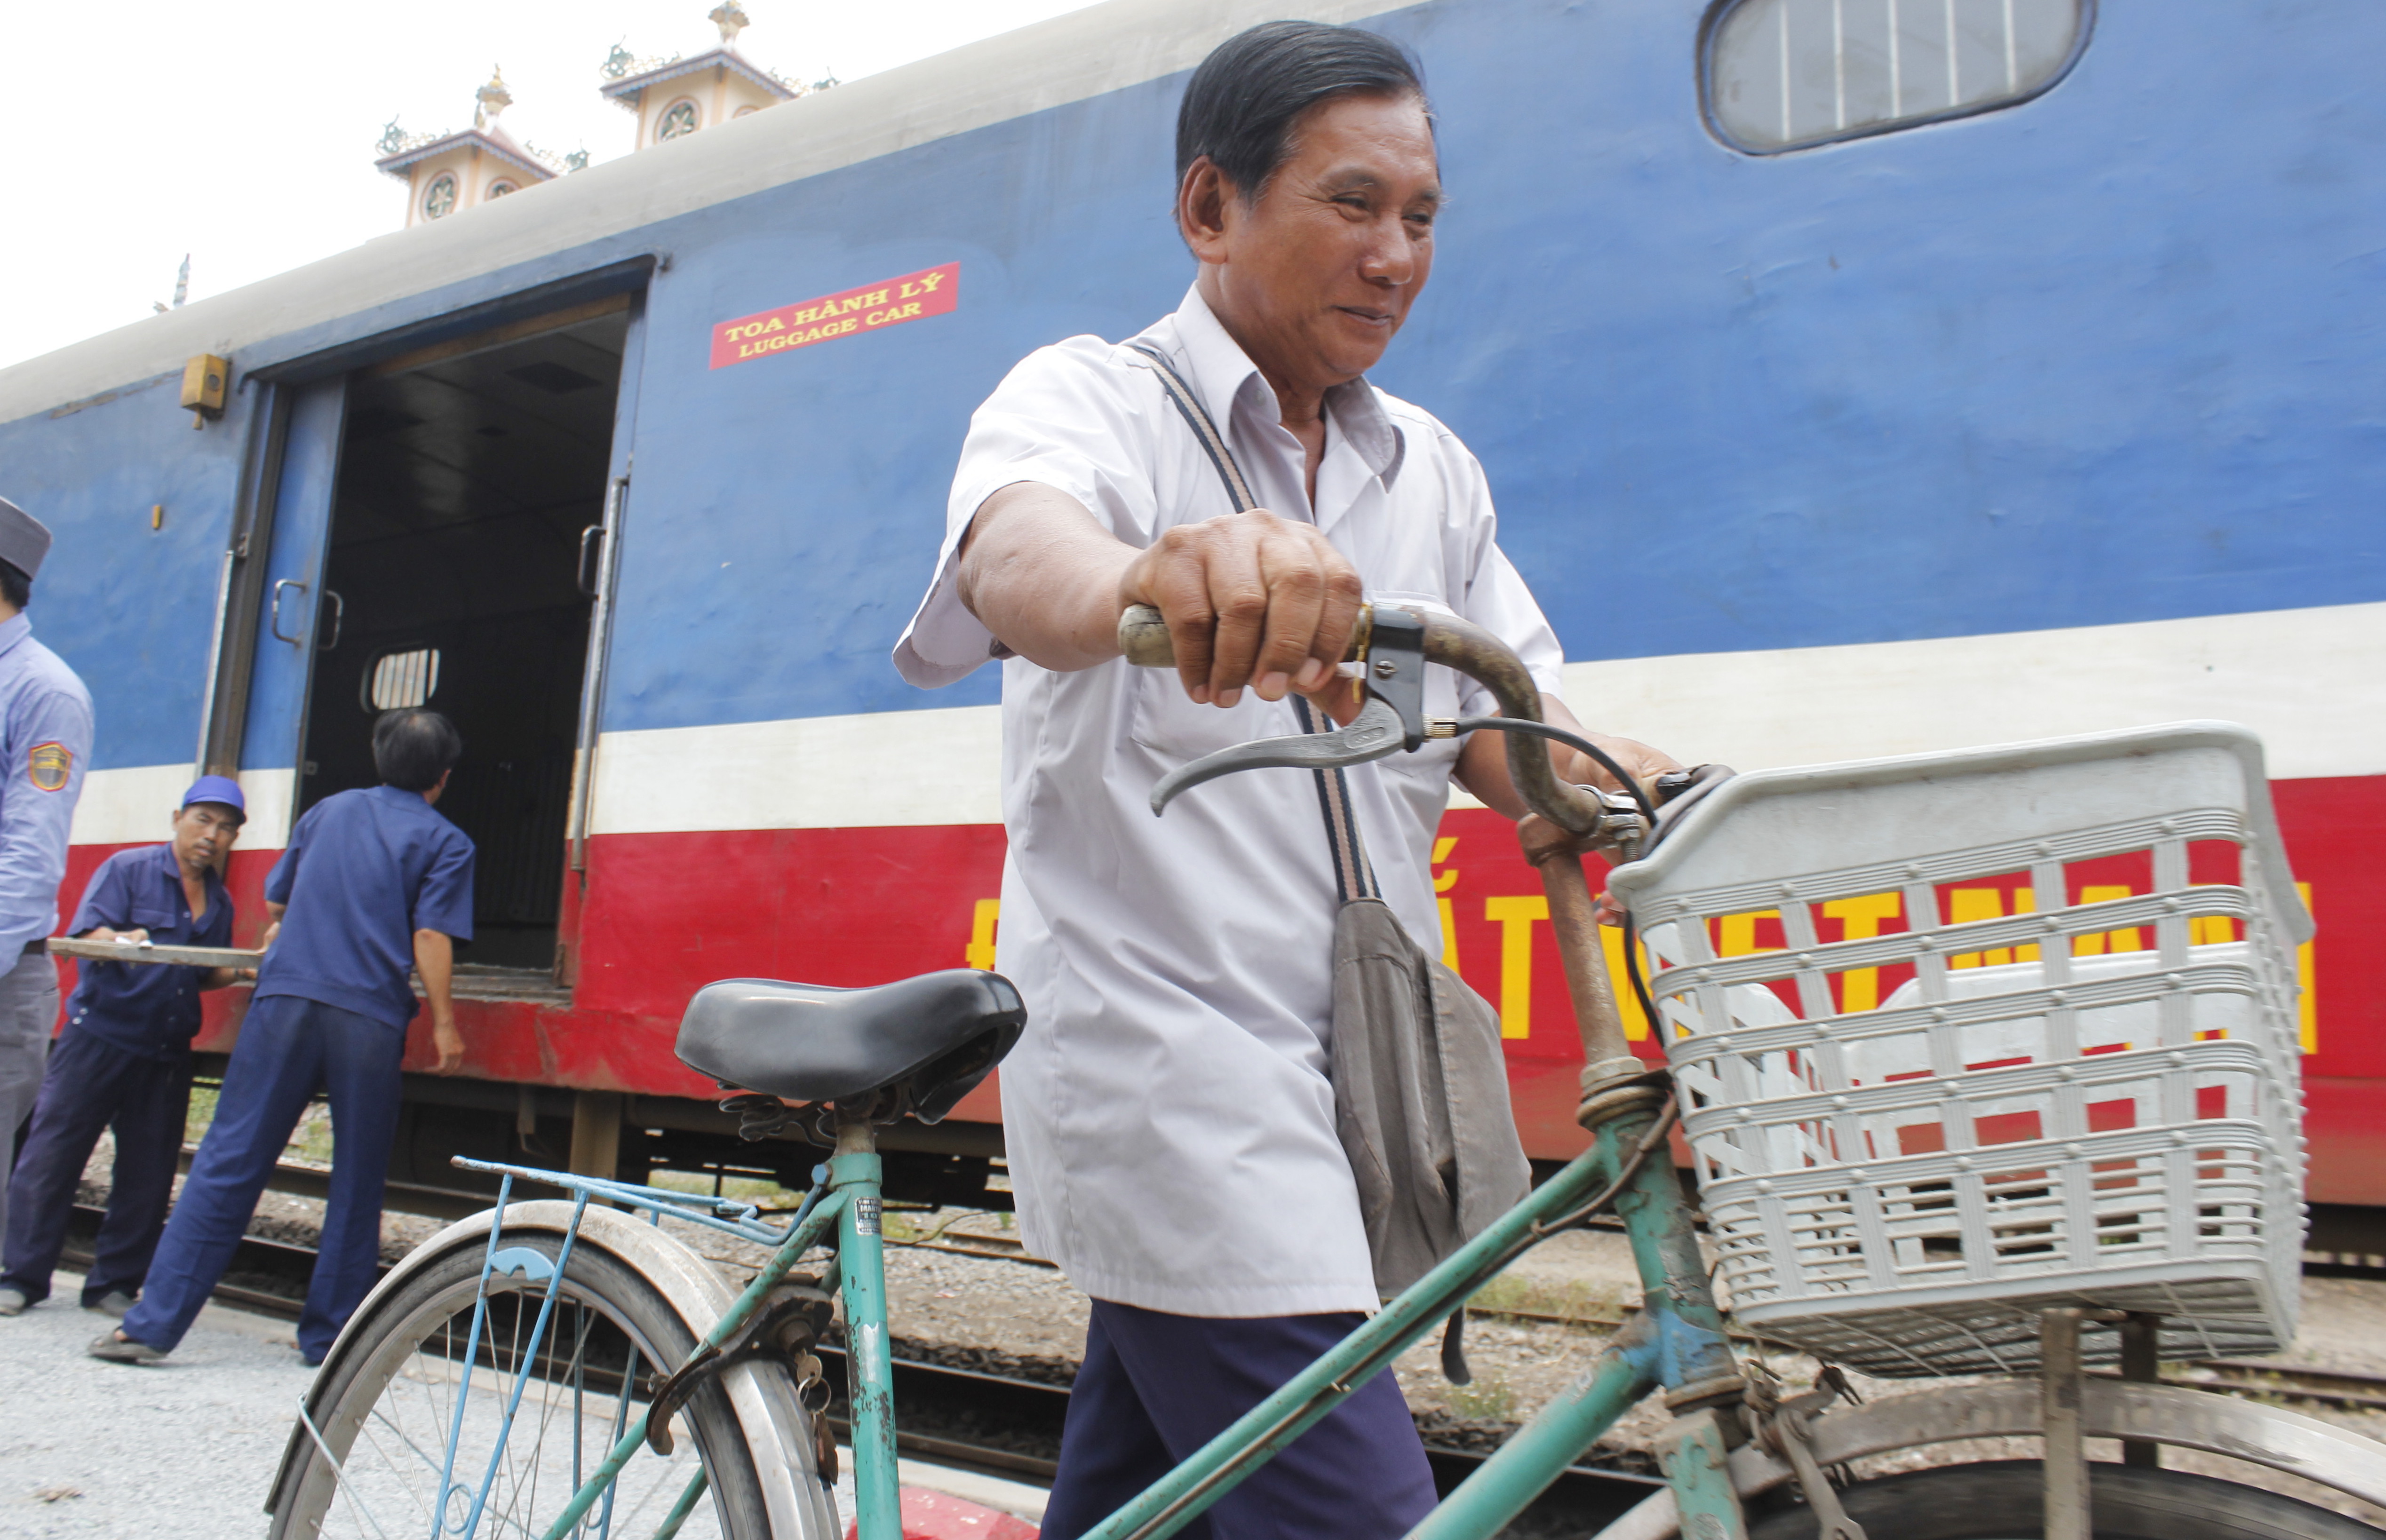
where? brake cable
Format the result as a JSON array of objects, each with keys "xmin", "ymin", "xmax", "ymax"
[{"xmin": 1445, "ymin": 714, "xmax": 1668, "ymax": 1030}]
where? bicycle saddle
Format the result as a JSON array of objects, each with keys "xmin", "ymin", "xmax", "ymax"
[{"xmin": 675, "ymin": 969, "xmax": 1026, "ymax": 1122}]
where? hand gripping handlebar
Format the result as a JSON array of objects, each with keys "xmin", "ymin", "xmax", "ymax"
[
  {"xmin": 1118, "ymin": 600, "xmax": 1669, "ymax": 1091},
  {"xmin": 1118, "ymin": 601, "xmax": 1622, "ymax": 841}
]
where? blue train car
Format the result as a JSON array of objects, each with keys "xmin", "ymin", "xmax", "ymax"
[{"xmin": 0, "ymin": 0, "xmax": 2377, "ymax": 1206}]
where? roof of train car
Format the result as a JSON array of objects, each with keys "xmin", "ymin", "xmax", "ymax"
[{"xmin": 0, "ymin": 0, "xmax": 1386, "ymax": 426}]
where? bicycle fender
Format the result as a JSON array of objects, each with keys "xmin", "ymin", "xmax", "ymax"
[{"xmin": 264, "ymin": 1199, "xmax": 839, "ymax": 1540}]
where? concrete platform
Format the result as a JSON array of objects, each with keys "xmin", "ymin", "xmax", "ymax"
[
  {"xmin": 0, "ymin": 1270, "xmax": 311, "ymax": 1537},
  {"xmin": 0, "ymin": 1270, "xmax": 1047, "ymax": 1536}
]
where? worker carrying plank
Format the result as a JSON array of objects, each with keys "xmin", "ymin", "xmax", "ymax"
[
  {"xmin": 93, "ymin": 710, "xmax": 475, "ymax": 1366},
  {"xmin": 0, "ymin": 776, "xmax": 248, "ymax": 1318}
]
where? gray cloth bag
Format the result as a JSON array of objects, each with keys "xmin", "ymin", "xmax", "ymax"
[
  {"xmin": 1128, "ymin": 342, "xmax": 1532, "ymax": 1299},
  {"xmin": 1330, "ymin": 886, "xmax": 1533, "ymax": 1295}
]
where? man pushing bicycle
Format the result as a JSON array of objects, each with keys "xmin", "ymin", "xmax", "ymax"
[{"xmin": 893, "ymin": 23, "xmax": 1678, "ymax": 1537}]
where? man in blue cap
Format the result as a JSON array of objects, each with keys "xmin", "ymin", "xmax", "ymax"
[
  {"xmin": 96, "ymin": 709, "xmax": 473, "ymax": 1365},
  {"xmin": 0, "ymin": 494, "xmax": 93, "ymax": 1254},
  {"xmin": 0, "ymin": 777, "xmax": 246, "ymax": 1317}
]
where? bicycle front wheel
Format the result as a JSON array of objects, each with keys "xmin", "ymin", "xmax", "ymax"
[
  {"xmin": 270, "ymin": 1231, "xmax": 783, "ymax": 1540},
  {"xmin": 1746, "ymin": 1459, "xmax": 2386, "ymax": 1540}
]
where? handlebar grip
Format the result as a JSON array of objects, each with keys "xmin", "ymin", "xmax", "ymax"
[
  {"xmin": 1118, "ymin": 604, "xmax": 1177, "ymax": 667},
  {"xmin": 1117, "ymin": 603, "xmax": 1376, "ymax": 668}
]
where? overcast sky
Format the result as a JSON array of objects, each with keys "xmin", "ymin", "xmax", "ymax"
[{"xmin": 0, "ymin": 0, "xmax": 1096, "ymax": 372}]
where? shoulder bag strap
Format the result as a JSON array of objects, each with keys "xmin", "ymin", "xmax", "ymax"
[{"xmin": 1126, "ymin": 341, "xmax": 1379, "ymax": 905}]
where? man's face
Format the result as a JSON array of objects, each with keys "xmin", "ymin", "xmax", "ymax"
[
  {"xmin": 171, "ymin": 802, "xmax": 241, "ymax": 873},
  {"xmin": 1196, "ymin": 92, "xmax": 1440, "ymax": 394}
]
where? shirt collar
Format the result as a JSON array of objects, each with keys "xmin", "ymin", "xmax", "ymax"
[
  {"xmin": 1164, "ymin": 286, "xmax": 1406, "ymax": 487},
  {"xmin": 144, "ymin": 841, "xmax": 217, "ymax": 895},
  {"xmin": 0, "ymin": 613, "xmax": 32, "ymax": 663}
]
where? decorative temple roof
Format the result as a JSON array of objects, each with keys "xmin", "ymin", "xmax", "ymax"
[
  {"xmin": 597, "ymin": 47, "xmax": 803, "ymax": 112},
  {"xmin": 374, "ymin": 67, "xmax": 571, "ymax": 183}
]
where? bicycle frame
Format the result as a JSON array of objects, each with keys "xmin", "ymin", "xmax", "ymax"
[{"xmin": 441, "ymin": 1068, "xmax": 1745, "ymax": 1540}]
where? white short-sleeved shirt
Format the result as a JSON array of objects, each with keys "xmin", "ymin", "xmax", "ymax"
[{"xmin": 894, "ymin": 286, "xmax": 1564, "ymax": 1316}]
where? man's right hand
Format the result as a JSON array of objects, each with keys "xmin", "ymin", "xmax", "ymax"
[
  {"xmin": 1117, "ymin": 509, "xmax": 1365, "ymax": 708},
  {"xmin": 431, "ymin": 1017, "xmax": 465, "ymax": 1075}
]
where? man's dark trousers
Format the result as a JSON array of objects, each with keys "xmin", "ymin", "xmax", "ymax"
[
  {"xmin": 0, "ymin": 1027, "xmax": 193, "ymax": 1306},
  {"xmin": 1040, "ymin": 1300, "xmax": 1440, "ymax": 1540},
  {"xmin": 120, "ymin": 994, "xmax": 403, "ymax": 1361}
]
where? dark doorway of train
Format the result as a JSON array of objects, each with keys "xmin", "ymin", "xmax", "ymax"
[{"xmin": 294, "ymin": 302, "xmax": 627, "ymax": 972}]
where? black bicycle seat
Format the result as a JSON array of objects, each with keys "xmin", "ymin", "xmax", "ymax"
[{"xmin": 676, "ymin": 969, "xmax": 1026, "ymax": 1123}]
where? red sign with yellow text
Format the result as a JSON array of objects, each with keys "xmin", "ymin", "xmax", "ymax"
[{"xmin": 710, "ymin": 262, "xmax": 959, "ymax": 369}]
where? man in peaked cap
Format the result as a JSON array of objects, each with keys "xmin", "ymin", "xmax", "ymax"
[
  {"xmin": 0, "ymin": 496, "xmax": 94, "ymax": 1254},
  {"xmin": 0, "ymin": 778, "xmax": 246, "ymax": 1318}
]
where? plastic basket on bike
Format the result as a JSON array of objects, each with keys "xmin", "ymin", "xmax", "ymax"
[{"xmin": 1606, "ymin": 721, "xmax": 2311, "ymax": 1379}]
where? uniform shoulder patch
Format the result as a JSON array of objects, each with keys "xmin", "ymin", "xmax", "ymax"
[{"xmin": 28, "ymin": 741, "xmax": 71, "ymax": 792}]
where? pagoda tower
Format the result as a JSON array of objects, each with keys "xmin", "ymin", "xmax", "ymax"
[
  {"xmin": 375, "ymin": 68, "xmax": 559, "ymax": 227},
  {"xmin": 599, "ymin": 3, "xmax": 806, "ymax": 150}
]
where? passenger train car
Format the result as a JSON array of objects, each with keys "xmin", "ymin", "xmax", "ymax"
[{"xmin": 1, "ymin": 0, "xmax": 2378, "ymax": 1214}]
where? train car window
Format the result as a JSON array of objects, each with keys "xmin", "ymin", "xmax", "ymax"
[
  {"xmin": 364, "ymin": 647, "xmax": 441, "ymax": 712},
  {"xmin": 1704, "ymin": 0, "xmax": 2092, "ymax": 153}
]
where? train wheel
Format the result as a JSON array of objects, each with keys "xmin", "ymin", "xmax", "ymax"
[
  {"xmin": 1745, "ymin": 1459, "xmax": 2386, "ymax": 1539},
  {"xmin": 268, "ymin": 1233, "xmax": 779, "ymax": 1540}
]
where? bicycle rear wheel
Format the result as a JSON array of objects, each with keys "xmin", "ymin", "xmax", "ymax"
[
  {"xmin": 1745, "ymin": 1459, "xmax": 2386, "ymax": 1540},
  {"xmin": 269, "ymin": 1232, "xmax": 779, "ymax": 1540}
]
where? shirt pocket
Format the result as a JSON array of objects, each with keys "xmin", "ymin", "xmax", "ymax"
[
  {"xmin": 129, "ymin": 902, "xmax": 181, "ymax": 939},
  {"xmin": 1127, "ymin": 670, "xmax": 1299, "ymax": 767}
]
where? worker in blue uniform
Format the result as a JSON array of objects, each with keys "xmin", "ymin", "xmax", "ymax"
[
  {"xmin": 0, "ymin": 778, "xmax": 247, "ymax": 1317},
  {"xmin": 95, "ymin": 709, "xmax": 474, "ymax": 1365},
  {"xmin": 0, "ymin": 496, "xmax": 94, "ymax": 1253}
]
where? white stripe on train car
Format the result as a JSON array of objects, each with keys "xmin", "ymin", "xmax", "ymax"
[
  {"xmin": 70, "ymin": 766, "xmax": 296, "ymax": 850},
  {"xmin": 588, "ymin": 701, "xmax": 1005, "ymax": 835},
  {"xmin": 584, "ymin": 600, "xmax": 2381, "ymax": 834},
  {"xmin": 66, "ymin": 601, "xmax": 2383, "ymax": 848},
  {"xmin": 1543, "ymin": 596, "xmax": 2386, "ymax": 798}
]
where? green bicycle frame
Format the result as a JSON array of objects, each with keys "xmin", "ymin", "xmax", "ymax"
[{"xmin": 511, "ymin": 1084, "xmax": 1745, "ymax": 1540}]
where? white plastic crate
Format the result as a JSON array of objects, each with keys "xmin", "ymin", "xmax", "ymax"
[{"xmin": 1605, "ymin": 723, "xmax": 2313, "ymax": 1378}]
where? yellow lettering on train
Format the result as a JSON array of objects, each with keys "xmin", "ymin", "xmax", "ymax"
[
  {"xmin": 1716, "ymin": 909, "xmax": 1781, "ymax": 957},
  {"xmin": 919, "ymin": 270, "xmax": 945, "ymax": 291},
  {"xmin": 1432, "ymin": 838, "xmax": 1459, "ymax": 971},
  {"xmin": 1948, "ymin": 887, "xmax": 2039, "ymax": 968},
  {"xmin": 1821, "ymin": 893, "xmax": 1901, "ymax": 1011},
  {"xmin": 966, "ymin": 899, "xmax": 1001, "ymax": 971},
  {"xmin": 2298, "ymin": 881, "xmax": 2316, "ymax": 1054},
  {"xmin": 1600, "ymin": 923, "xmax": 1652, "ymax": 1041},
  {"xmin": 2075, "ymin": 885, "xmax": 2139, "ymax": 955},
  {"xmin": 1485, "ymin": 895, "xmax": 1548, "ymax": 1040}
]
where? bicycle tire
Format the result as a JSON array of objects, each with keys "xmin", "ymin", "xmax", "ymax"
[
  {"xmin": 269, "ymin": 1232, "xmax": 780, "ymax": 1540},
  {"xmin": 1744, "ymin": 1459, "xmax": 2386, "ymax": 1540}
]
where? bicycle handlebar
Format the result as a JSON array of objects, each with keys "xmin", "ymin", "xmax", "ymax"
[{"xmin": 1116, "ymin": 602, "xmax": 1613, "ymax": 839}]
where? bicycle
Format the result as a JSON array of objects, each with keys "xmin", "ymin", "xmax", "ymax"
[{"xmin": 265, "ymin": 606, "xmax": 2386, "ymax": 1540}]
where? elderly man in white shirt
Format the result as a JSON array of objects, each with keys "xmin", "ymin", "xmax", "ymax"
[{"xmin": 895, "ymin": 21, "xmax": 1676, "ymax": 1539}]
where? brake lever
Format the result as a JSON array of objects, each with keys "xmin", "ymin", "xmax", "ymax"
[
  {"xmin": 1151, "ymin": 695, "xmax": 1408, "ymax": 814},
  {"xmin": 1149, "ymin": 606, "xmax": 1433, "ymax": 817}
]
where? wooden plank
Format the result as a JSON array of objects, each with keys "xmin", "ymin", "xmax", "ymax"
[{"xmin": 46, "ymin": 937, "xmax": 264, "ymax": 968}]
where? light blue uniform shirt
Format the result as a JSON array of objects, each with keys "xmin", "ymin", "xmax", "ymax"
[{"xmin": 0, "ymin": 613, "xmax": 93, "ymax": 953}]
